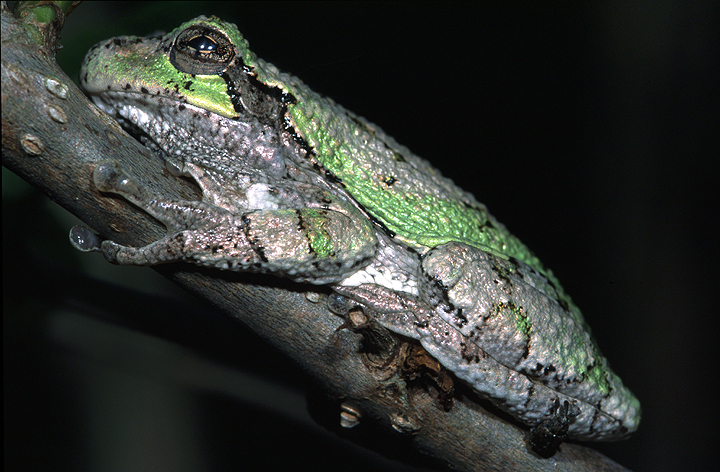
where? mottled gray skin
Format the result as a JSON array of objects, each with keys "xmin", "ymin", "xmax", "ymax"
[
  {"xmin": 78, "ymin": 16, "xmax": 640, "ymax": 443},
  {"xmin": 335, "ymin": 244, "xmax": 638, "ymax": 440}
]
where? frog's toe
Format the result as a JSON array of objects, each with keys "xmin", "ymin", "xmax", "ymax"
[
  {"xmin": 93, "ymin": 160, "xmax": 126, "ymax": 192},
  {"xmin": 93, "ymin": 160, "xmax": 145, "ymax": 201},
  {"xmin": 69, "ymin": 225, "xmax": 103, "ymax": 252}
]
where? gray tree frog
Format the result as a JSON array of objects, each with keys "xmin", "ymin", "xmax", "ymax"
[{"xmin": 76, "ymin": 16, "xmax": 640, "ymax": 446}]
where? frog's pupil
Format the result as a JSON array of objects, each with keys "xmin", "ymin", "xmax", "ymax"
[{"xmin": 188, "ymin": 35, "xmax": 217, "ymax": 57}]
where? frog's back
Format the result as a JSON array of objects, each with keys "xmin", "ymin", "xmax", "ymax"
[{"xmin": 251, "ymin": 59, "xmax": 539, "ymax": 259}]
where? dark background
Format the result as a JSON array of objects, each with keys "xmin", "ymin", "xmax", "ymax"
[{"xmin": 4, "ymin": 2, "xmax": 718, "ymax": 471}]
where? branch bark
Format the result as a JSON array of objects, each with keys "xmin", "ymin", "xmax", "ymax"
[{"xmin": 2, "ymin": 5, "xmax": 630, "ymax": 471}]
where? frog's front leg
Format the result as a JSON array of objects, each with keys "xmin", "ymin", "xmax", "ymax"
[
  {"xmin": 90, "ymin": 160, "xmax": 261, "ymax": 267},
  {"xmin": 88, "ymin": 161, "xmax": 378, "ymax": 283}
]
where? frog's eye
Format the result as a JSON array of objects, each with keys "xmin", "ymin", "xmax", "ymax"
[{"xmin": 170, "ymin": 26, "xmax": 235, "ymax": 75}]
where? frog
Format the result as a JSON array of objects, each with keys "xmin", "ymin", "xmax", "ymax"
[{"xmin": 76, "ymin": 15, "xmax": 640, "ymax": 447}]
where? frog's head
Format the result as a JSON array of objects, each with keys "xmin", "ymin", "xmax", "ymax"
[{"xmin": 80, "ymin": 16, "xmax": 290, "ymax": 178}]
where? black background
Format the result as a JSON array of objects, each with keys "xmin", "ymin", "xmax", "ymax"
[{"xmin": 4, "ymin": 2, "xmax": 718, "ymax": 471}]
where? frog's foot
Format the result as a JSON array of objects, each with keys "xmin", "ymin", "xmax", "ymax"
[
  {"xmin": 92, "ymin": 160, "xmax": 236, "ymax": 232},
  {"xmin": 529, "ymin": 399, "xmax": 580, "ymax": 457}
]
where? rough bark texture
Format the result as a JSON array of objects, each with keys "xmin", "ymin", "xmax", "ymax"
[{"xmin": 2, "ymin": 5, "xmax": 630, "ymax": 471}]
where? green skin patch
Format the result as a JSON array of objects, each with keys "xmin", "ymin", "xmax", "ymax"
[{"xmin": 301, "ymin": 209, "xmax": 334, "ymax": 259}]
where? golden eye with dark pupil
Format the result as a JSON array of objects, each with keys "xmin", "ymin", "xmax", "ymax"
[{"xmin": 170, "ymin": 26, "xmax": 235, "ymax": 75}]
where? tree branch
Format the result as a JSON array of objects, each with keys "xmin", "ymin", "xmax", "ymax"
[{"xmin": 2, "ymin": 5, "xmax": 629, "ymax": 471}]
